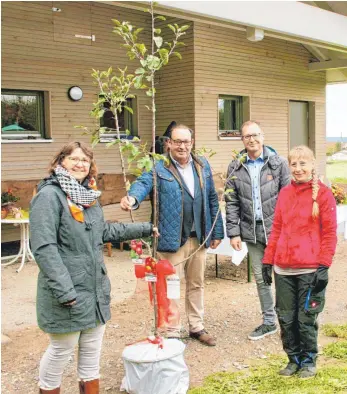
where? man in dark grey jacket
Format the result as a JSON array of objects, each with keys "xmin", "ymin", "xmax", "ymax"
[{"xmin": 225, "ymin": 120, "xmax": 291, "ymax": 340}]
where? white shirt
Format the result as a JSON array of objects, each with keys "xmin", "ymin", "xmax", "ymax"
[{"xmin": 171, "ymin": 154, "xmax": 195, "ymax": 198}]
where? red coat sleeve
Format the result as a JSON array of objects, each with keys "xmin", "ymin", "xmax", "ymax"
[
  {"xmin": 262, "ymin": 189, "xmax": 285, "ymax": 265},
  {"xmin": 318, "ymin": 187, "xmax": 337, "ymax": 267}
]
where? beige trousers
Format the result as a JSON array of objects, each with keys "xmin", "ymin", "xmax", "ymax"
[
  {"xmin": 158, "ymin": 237, "xmax": 206, "ymax": 334},
  {"xmin": 39, "ymin": 323, "xmax": 106, "ymax": 390}
]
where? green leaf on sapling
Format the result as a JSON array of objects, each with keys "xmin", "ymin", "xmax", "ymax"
[{"xmin": 153, "ymin": 36, "xmax": 163, "ymax": 48}]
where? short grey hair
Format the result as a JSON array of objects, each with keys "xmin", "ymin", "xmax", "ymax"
[{"xmin": 240, "ymin": 120, "xmax": 262, "ymax": 134}]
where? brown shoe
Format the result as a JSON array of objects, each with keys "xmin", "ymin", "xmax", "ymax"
[
  {"xmin": 189, "ymin": 329, "xmax": 216, "ymax": 346},
  {"xmin": 79, "ymin": 379, "xmax": 99, "ymax": 394},
  {"xmin": 40, "ymin": 388, "xmax": 60, "ymax": 394}
]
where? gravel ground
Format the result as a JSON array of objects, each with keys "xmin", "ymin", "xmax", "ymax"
[{"xmin": 1, "ymin": 236, "xmax": 347, "ymax": 393}]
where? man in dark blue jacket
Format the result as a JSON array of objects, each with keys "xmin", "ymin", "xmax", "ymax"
[{"xmin": 120, "ymin": 124, "xmax": 224, "ymax": 346}]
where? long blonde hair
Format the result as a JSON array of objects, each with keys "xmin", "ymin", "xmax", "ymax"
[{"xmin": 288, "ymin": 145, "xmax": 319, "ymax": 218}]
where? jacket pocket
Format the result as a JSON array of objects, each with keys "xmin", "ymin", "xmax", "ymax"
[
  {"xmin": 158, "ymin": 172, "xmax": 175, "ymax": 194},
  {"xmin": 71, "ymin": 270, "xmax": 86, "ymax": 286},
  {"xmin": 100, "ymin": 261, "xmax": 108, "ymax": 275},
  {"xmin": 304, "ymin": 290, "xmax": 325, "ymax": 315},
  {"xmin": 157, "ymin": 172, "xmax": 174, "ymax": 181},
  {"xmin": 51, "ymin": 296, "xmax": 71, "ymax": 323},
  {"xmin": 100, "ymin": 261, "xmax": 111, "ymax": 303}
]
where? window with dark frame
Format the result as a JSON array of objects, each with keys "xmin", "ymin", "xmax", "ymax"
[
  {"xmin": 218, "ymin": 95, "xmax": 244, "ymax": 137},
  {"xmin": 1, "ymin": 89, "xmax": 46, "ymax": 140},
  {"xmin": 99, "ymin": 97, "xmax": 138, "ymax": 141}
]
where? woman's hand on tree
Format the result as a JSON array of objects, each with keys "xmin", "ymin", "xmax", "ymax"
[
  {"xmin": 152, "ymin": 227, "xmax": 160, "ymax": 237},
  {"xmin": 120, "ymin": 196, "xmax": 136, "ymax": 211}
]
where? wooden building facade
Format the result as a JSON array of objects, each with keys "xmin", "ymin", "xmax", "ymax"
[{"xmin": 1, "ymin": 1, "xmax": 329, "ymax": 242}]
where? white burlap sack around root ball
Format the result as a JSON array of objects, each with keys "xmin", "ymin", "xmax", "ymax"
[{"xmin": 120, "ymin": 338, "xmax": 189, "ymax": 394}]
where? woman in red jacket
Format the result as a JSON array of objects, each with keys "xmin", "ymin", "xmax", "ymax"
[{"xmin": 262, "ymin": 145, "xmax": 337, "ymax": 379}]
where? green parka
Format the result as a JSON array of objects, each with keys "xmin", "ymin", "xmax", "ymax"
[{"xmin": 30, "ymin": 176, "xmax": 153, "ymax": 334}]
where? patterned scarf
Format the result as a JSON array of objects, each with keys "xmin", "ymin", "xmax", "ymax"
[{"xmin": 54, "ymin": 165, "xmax": 101, "ymax": 223}]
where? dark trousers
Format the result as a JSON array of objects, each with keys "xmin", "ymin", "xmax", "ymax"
[{"xmin": 275, "ymin": 272, "xmax": 325, "ymax": 366}]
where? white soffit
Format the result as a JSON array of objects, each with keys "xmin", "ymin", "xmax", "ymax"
[{"xmin": 157, "ymin": 1, "xmax": 347, "ymax": 51}]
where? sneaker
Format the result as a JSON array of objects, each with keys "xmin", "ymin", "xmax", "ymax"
[
  {"xmin": 298, "ymin": 366, "xmax": 317, "ymax": 379},
  {"xmin": 189, "ymin": 329, "xmax": 216, "ymax": 346},
  {"xmin": 248, "ymin": 324, "xmax": 278, "ymax": 340},
  {"xmin": 278, "ymin": 362, "xmax": 300, "ymax": 377}
]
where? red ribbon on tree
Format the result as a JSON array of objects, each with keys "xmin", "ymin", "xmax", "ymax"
[{"xmin": 134, "ymin": 259, "xmax": 176, "ymax": 328}]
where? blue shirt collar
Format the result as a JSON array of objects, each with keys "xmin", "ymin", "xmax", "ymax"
[{"xmin": 246, "ymin": 151, "xmax": 264, "ymax": 163}]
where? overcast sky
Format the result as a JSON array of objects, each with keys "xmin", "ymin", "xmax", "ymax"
[{"xmin": 326, "ymin": 83, "xmax": 347, "ymax": 138}]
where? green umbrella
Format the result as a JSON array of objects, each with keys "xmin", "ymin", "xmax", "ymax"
[{"xmin": 2, "ymin": 124, "xmax": 26, "ymax": 133}]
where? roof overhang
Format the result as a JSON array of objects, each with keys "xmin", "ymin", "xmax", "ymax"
[
  {"xmin": 157, "ymin": 1, "xmax": 347, "ymax": 53},
  {"xmin": 106, "ymin": 1, "xmax": 347, "ymax": 82}
]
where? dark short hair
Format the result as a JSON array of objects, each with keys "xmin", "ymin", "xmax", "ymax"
[
  {"xmin": 48, "ymin": 141, "xmax": 98, "ymax": 178},
  {"xmin": 240, "ymin": 120, "xmax": 261, "ymax": 134},
  {"xmin": 163, "ymin": 121, "xmax": 177, "ymax": 138},
  {"xmin": 170, "ymin": 124, "xmax": 194, "ymax": 139}
]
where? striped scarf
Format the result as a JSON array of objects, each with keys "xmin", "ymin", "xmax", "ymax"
[{"xmin": 54, "ymin": 165, "xmax": 101, "ymax": 222}]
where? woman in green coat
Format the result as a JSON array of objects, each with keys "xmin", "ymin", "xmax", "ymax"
[{"xmin": 30, "ymin": 142, "xmax": 155, "ymax": 394}]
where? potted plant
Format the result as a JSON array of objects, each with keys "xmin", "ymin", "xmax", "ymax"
[
  {"xmin": 332, "ymin": 183, "xmax": 347, "ymax": 240},
  {"xmin": 1, "ymin": 188, "xmax": 20, "ymax": 219},
  {"xmin": 331, "ymin": 183, "xmax": 347, "ymax": 205}
]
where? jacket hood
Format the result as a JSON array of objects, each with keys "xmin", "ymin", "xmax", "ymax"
[
  {"xmin": 231, "ymin": 145, "xmax": 278, "ymax": 170},
  {"xmin": 37, "ymin": 175, "xmax": 60, "ymax": 192},
  {"xmin": 238, "ymin": 145, "xmax": 277, "ymax": 159}
]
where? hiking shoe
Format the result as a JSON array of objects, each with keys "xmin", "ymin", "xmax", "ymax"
[
  {"xmin": 189, "ymin": 329, "xmax": 216, "ymax": 346},
  {"xmin": 248, "ymin": 324, "xmax": 278, "ymax": 340},
  {"xmin": 298, "ymin": 366, "xmax": 317, "ymax": 379},
  {"xmin": 278, "ymin": 362, "xmax": 300, "ymax": 377}
]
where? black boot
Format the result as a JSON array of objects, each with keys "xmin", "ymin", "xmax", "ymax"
[
  {"xmin": 279, "ymin": 356, "xmax": 301, "ymax": 377},
  {"xmin": 298, "ymin": 354, "xmax": 317, "ymax": 379}
]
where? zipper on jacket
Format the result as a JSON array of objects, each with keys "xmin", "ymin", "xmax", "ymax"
[
  {"xmin": 84, "ymin": 209, "xmax": 106, "ymax": 325},
  {"xmin": 195, "ymin": 161, "xmax": 206, "ymax": 244},
  {"xmin": 258, "ymin": 157, "xmax": 270, "ymax": 245},
  {"xmin": 241, "ymin": 162, "xmax": 257, "ymax": 243}
]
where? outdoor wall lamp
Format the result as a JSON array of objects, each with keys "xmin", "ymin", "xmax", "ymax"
[
  {"xmin": 246, "ymin": 27, "xmax": 264, "ymax": 42},
  {"xmin": 68, "ymin": 86, "xmax": 83, "ymax": 101}
]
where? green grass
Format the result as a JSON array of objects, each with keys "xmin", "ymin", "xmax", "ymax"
[
  {"xmin": 188, "ymin": 355, "xmax": 347, "ymax": 393},
  {"xmin": 189, "ymin": 325, "xmax": 347, "ymax": 394},
  {"xmin": 326, "ymin": 161, "xmax": 347, "ymax": 184},
  {"xmin": 322, "ymin": 323, "xmax": 347, "ymax": 339},
  {"xmin": 324, "ymin": 341, "xmax": 347, "ymax": 361}
]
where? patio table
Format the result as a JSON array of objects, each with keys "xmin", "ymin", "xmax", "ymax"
[{"xmin": 1, "ymin": 215, "xmax": 35, "ymax": 273}]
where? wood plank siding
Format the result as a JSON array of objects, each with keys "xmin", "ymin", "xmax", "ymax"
[
  {"xmin": 156, "ymin": 18, "xmax": 195, "ymax": 134},
  {"xmin": 193, "ymin": 23, "xmax": 326, "ymax": 174},
  {"xmin": 1, "ymin": 3, "xmax": 327, "ymax": 243},
  {"xmin": 1, "ymin": 1, "xmax": 154, "ymax": 241}
]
